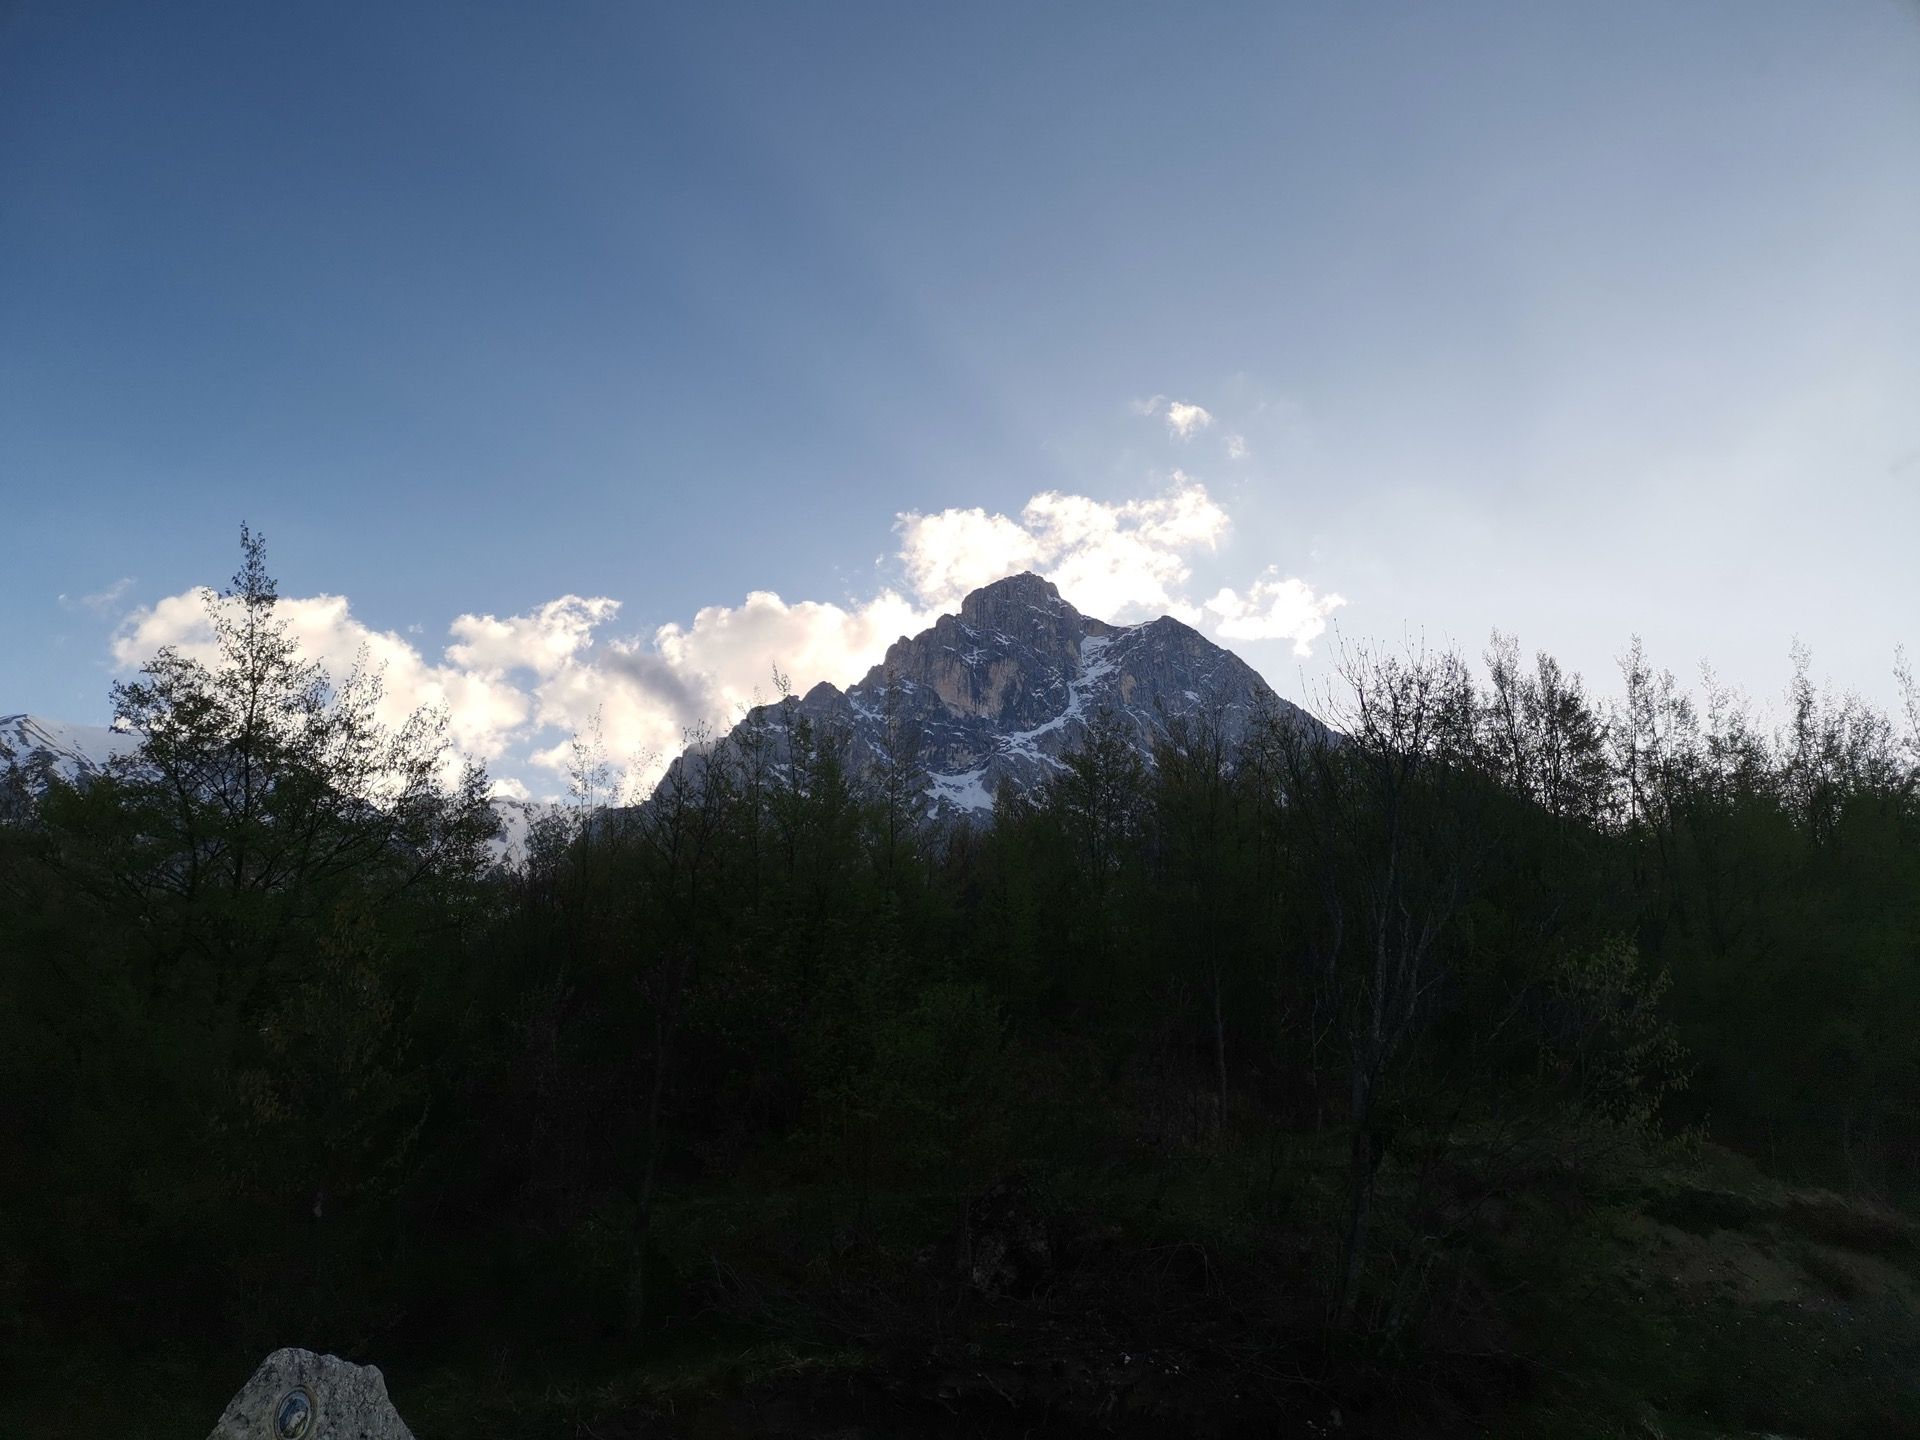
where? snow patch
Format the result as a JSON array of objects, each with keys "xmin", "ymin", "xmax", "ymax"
[
  {"xmin": 0, "ymin": 714, "xmax": 138, "ymax": 779},
  {"xmin": 994, "ymin": 633, "xmax": 1126, "ymax": 770},
  {"xmin": 926, "ymin": 765, "xmax": 995, "ymax": 814}
]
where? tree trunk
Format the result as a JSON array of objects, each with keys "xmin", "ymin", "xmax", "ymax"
[
  {"xmin": 627, "ymin": 959, "xmax": 684, "ymax": 1331},
  {"xmin": 1212, "ymin": 964, "xmax": 1229, "ymax": 1134},
  {"xmin": 1335, "ymin": 1069, "xmax": 1378, "ymax": 1326}
]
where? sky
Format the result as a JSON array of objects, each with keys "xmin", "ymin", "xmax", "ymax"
[{"xmin": 3, "ymin": 1, "xmax": 1917, "ymax": 797}]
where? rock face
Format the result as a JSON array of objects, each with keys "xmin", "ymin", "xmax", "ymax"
[
  {"xmin": 671, "ymin": 572, "xmax": 1316, "ymax": 821},
  {"xmin": 207, "ymin": 1347, "xmax": 415, "ymax": 1440}
]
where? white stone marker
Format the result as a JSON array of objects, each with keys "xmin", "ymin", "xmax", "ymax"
[{"xmin": 207, "ymin": 1347, "xmax": 416, "ymax": 1440}]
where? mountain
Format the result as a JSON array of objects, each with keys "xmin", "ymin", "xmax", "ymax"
[
  {"xmin": 0, "ymin": 713, "xmax": 138, "ymax": 786},
  {"xmin": 676, "ymin": 572, "xmax": 1316, "ymax": 820},
  {"xmin": 5, "ymin": 574, "xmax": 1314, "ymax": 840},
  {"xmin": 487, "ymin": 796, "xmax": 564, "ymax": 865}
]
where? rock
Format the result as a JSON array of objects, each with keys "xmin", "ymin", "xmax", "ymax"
[
  {"xmin": 958, "ymin": 1176, "xmax": 1055, "ymax": 1296},
  {"xmin": 207, "ymin": 1347, "xmax": 415, "ymax": 1439}
]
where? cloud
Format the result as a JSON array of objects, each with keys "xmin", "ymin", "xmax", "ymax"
[
  {"xmin": 1224, "ymin": 432, "xmax": 1248, "ymax": 461},
  {"xmin": 1164, "ymin": 401, "xmax": 1214, "ymax": 440},
  {"xmin": 110, "ymin": 579, "xmax": 933, "ymax": 798},
  {"xmin": 59, "ymin": 576, "xmax": 137, "ymax": 616},
  {"xmin": 1025, "ymin": 481, "xmax": 1229, "ymax": 621},
  {"xmin": 112, "ymin": 589, "xmax": 536, "ymax": 768},
  {"xmin": 1132, "ymin": 394, "xmax": 1216, "ymax": 441},
  {"xmin": 652, "ymin": 589, "xmax": 930, "ymax": 717},
  {"xmin": 528, "ymin": 587, "xmax": 936, "ymax": 787},
  {"xmin": 898, "ymin": 477, "xmax": 1230, "ymax": 622},
  {"xmin": 1204, "ymin": 570, "xmax": 1349, "ymax": 655},
  {"xmin": 447, "ymin": 596, "xmax": 619, "ymax": 675},
  {"xmin": 109, "ymin": 478, "xmax": 1344, "ymax": 796},
  {"xmin": 895, "ymin": 506, "xmax": 1045, "ymax": 613}
]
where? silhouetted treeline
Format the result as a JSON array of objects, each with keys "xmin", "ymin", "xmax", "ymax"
[{"xmin": 2, "ymin": 537, "xmax": 1916, "ymax": 1376}]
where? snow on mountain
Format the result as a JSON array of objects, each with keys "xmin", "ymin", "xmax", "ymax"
[
  {"xmin": 0, "ymin": 713, "xmax": 138, "ymax": 782},
  {"xmin": 668, "ymin": 572, "xmax": 1317, "ymax": 821},
  {"xmin": 488, "ymin": 796, "xmax": 566, "ymax": 865}
]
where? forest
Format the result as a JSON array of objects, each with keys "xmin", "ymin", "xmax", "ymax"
[{"xmin": 4, "ymin": 537, "xmax": 1918, "ymax": 1439}]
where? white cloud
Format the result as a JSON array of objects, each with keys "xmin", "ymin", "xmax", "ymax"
[
  {"xmin": 653, "ymin": 590, "xmax": 930, "ymax": 715},
  {"xmin": 84, "ymin": 577, "xmax": 136, "ymax": 613},
  {"xmin": 109, "ymin": 477, "xmax": 1344, "ymax": 795},
  {"xmin": 510, "ymin": 585, "xmax": 940, "ymax": 792},
  {"xmin": 112, "ymin": 589, "xmax": 535, "ymax": 767},
  {"xmin": 1204, "ymin": 570, "xmax": 1349, "ymax": 655},
  {"xmin": 110, "ymin": 579, "xmax": 934, "ymax": 798},
  {"xmin": 1132, "ymin": 394, "xmax": 1215, "ymax": 440},
  {"xmin": 59, "ymin": 576, "xmax": 137, "ymax": 616},
  {"xmin": 1224, "ymin": 432, "xmax": 1248, "ymax": 461},
  {"xmin": 1026, "ymin": 481, "xmax": 1228, "ymax": 622},
  {"xmin": 1164, "ymin": 400, "xmax": 1214, "ymax": 440},
  {"xmin": 447, "ymin": 596, "xmax": 619, "ymax": 675},
  {"xmin": 898, "ymin": 476, "xmax": 1231, "ymax": 623},
  {"xmin": 895, "ymin": 507, "xmax": 1044, "ymax": 612}
]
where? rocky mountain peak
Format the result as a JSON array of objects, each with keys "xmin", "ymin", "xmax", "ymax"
[
  {"xmin": 957, "ymin": 570, "xmax": 1063, "ymax": 624},
  {"xmin": 684, "ymin": 575, "xmax": 1316, "ymax": 822}
]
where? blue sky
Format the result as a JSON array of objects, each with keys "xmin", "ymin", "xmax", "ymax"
[{"xmin": 4, "ymin": 1, "xmax": 1917, "ymax": 793}]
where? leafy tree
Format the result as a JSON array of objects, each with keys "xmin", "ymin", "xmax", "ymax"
[
  {"xmin": 869, "ymin": 668, "xmax": 927, "ymax": 885},
  {"xmin": 100, "ymin": 526, "xmax": 495, "ymax": 1003},
  {"xmin": 0, "ymin": 528, "xmax": 497, "ymax": 1346}
]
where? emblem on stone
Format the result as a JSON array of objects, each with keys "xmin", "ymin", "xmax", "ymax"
[
  {"xmin": 273, "ymin": 1386, "xmax": 313, "ymax": 1437},
  {"xmin": 206, "ymin": 1348, "xmax": 415, "ymax": 1440}
]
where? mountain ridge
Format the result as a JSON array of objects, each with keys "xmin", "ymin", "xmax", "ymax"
[
  {"xmin": 673, "ymin": 571, "xmax": 1315, "ymax": 819},
  {"xmin": 0, "ymin": 713, "xmax": 137, "ymax": 786},
  {"xmin": 4, "ymin": 573, "xmax": 1317, "ymax": 833}
]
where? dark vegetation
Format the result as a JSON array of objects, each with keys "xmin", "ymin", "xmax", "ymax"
[{"xmin": 4, "ymin": 534, "xmax": 1918, "ymax": 1437}]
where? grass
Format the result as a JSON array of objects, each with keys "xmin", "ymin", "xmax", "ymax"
[{"xmin": 1495, "ymin": 1165, "xmax": 1920, "ymax": 1440}]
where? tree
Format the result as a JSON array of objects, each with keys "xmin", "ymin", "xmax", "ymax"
[
  {"xmin": 1281, "ymin": 638, "xmax": 1481, "ymax": 1323},
  {"xmin": 0, "ymin": 527, "xmax": 499, "ymax": 1346},
  {"xmin": 1150, "ymin": 707, "xmax": 1250, "ymax": 1134},
  {"xmin": 869, "ymin": 668, "xmax": 927, "ymax": 886},
  {"xmin": 617, "ymin": 726, "xmax": 740, "ymax": 1327},
  {"xmin": 1052, "ymin": 708, "xmax": 1147, "ymax": 885},
  {"xmin": 1482, "ymin": 632, "xmax": 1611, "ymax": 828},
  {"xmin": 101, "ymin": 527, "xmax": 496, "ymax": 1005}
]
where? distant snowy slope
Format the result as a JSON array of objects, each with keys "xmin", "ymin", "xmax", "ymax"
[
  {"xmin": 489, "ymin": 796, "xmax": 567, "ymax": 865},
  {"xmin": 0, "ymin": 713, "xmax": 138, "ymax": 782}
]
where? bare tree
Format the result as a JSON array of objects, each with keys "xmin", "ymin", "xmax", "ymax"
[{"xmin": 1281, "ymin": 637, "xmax": 1481, "ymax": 1324}]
